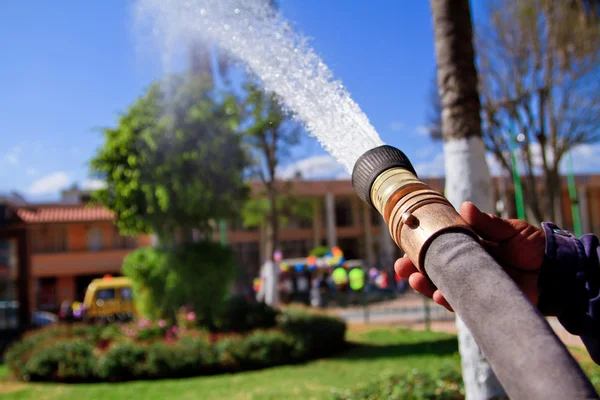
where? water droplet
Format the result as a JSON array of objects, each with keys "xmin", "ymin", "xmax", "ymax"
[
  {"xmin": 234, "ymin": 8, "xmax": 240, "ymax": 14},
  {"xmin": 224, "ymin": 24, "xmax": 230, "ymax": 30},
  {"xmin": 200, "ymin": 8, "xmax": 206, "ymax": 15}
]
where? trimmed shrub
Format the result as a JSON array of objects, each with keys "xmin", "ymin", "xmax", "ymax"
[
  {"xmin": 278, "ymin": 309, "xmax": 347, "ymax": 359},
  {"xmin": 5, "ymin": 308, "xmax": 347, "ymax": 382},
  {"xmin": 21, "ymin": 340, "xmax": 95, "ymax": 382},
  {"xmin": 145, "ymin": 336, "xmax": 216, "ymax": 378},
  {"xmin": 95, "ymin": 342, "xmax": 147, "ymax": 381},
  {"xmin": 215, "ymin": 330, "xmax": 294, "ymax": 370},
  {"xmin": 215, "ymin": 296, "xmax": 278, "ymax": 333},
  {"xmin": 334, "ymin": 363, "xmax": 464, "ymax": 400}
]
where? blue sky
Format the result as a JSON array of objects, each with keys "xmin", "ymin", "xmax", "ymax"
[{"xmin": 1, "ymin": 1, "xmax": 598, "ymax": 202}]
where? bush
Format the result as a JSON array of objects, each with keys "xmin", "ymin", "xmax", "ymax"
[
  {"xmin": 122, "ymin": 241, "xmax": 238, "ymax": 324},
  {"xmin": 22, "ymin": 340, "xmax": 95, "ymax": 382},
  {"xmin": 215, "ymin": 330, "xmax": 294, "ymax": 370},
  {"xmin": 145, "ymin": 336, "xmax": 216, "ymax": 378},
  {"xmin": 278, "ymin": 309, "xmax": 347, "ymax": 359},
  {"xmin": 95, "ymin": 342, "xmax": 147, "ymax": 381},
  {"xmin": 215, "ymin": 296, "xmax": 278, "ymax": 333},
  {"xmin": 5, "ymin": 308, "xmax": 347, "ymax": 382},
  {"xmin": 334, "ymin": 363, "xmax": 464, "ymax": 400}
]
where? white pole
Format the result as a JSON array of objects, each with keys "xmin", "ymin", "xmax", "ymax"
[{"xmin": 444, "ymin": 136, "xmax": 506, "ymax": 400}]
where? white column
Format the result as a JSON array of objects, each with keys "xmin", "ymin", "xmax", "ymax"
[
  {"xmin": 312, "ymin": 198, "xmax": 322, "ymax": 248},
  {"xmin": 362, "ymin": 204, "xmax": 375, "ymax": 267},
  {"xmin": 379, "ymin": 215, "xmax": 395, "ymax": 266},
  {"xmin": 579, "ymin": 187, "xmax": 590, "ymax": 234},
  {"xmin": 325, "ymin": 192, "xmax": 337, "ymax": 247}
]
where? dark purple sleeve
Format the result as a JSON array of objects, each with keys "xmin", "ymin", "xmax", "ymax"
[{"xmin": 537, "ymin": 223, "xmax": 600, "ymax": 364}]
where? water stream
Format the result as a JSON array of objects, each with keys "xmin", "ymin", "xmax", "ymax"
[{"xmin": 134, "ymin": 0, "xmax": 384, "ymax": 172}]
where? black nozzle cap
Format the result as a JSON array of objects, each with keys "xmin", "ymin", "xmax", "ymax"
[{"xmin": 351, "ymin": 145, "xmax": 418, "ymax": 208}]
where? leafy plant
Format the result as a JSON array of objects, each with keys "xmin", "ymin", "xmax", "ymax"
[{"xmin": 122, "ymin": 241, "xmax": 238, "ymax": 324}]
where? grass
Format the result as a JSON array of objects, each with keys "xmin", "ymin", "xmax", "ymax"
[{"xmin": 0, "ymin": 325, "xmax": 598, "ymax": 400}]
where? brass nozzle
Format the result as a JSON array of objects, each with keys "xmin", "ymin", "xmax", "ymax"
[
  {"xmin": 352, "ymin": 145, "xmax": 475, "ymax": 274},
  {"xmin": 369, "ymin": 168, "xmax": 474, "ymax": 273}
]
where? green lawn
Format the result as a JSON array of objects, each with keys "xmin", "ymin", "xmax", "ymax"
[
  {"xmin": 0, "ymin": 327, "xmax": 459, "ymax": 400},
  {"xmin": 1, "ymin": 327, "xmax": 597, "ymax": 400}
]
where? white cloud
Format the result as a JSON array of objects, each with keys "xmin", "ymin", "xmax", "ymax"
[
  {"xmin": 415, "ymin": 125, "xmax": 430, "ymax": 136},
  {"xmin": 26, "ymin": 168, "xmax": 38, "ymax": 177},
  {"xmin": 82, "ymin": 178, "xmax": 107, "ymax": 190},
  {"xmin": 278, "ymin": 154, "xmax": 346, "ymax": 180},
  {"xmin": 413, "ymin": 152, "xmax": 446, "ymax": 177},
  {"xmin": 413, "ymin": 151, "xmax": 505, "ymax": 177},
  {"xmin": 4, "ymin": 146, "xmax": 22, "ymax": 165},
  {"xmin": 27, "ymin": 172, "xmax": 71, "ymax": 195},
  {"xmin": 561, "ymin": 143, "xmax": 600, "ymax": 174},
  {"xmin": 389, "ymin": 121, "xmax": 404, "ymax": 132}
]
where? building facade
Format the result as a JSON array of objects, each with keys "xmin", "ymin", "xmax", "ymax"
[{"xmin": 2, "ymin": 174, "xmax": 600, "ymax": 322}]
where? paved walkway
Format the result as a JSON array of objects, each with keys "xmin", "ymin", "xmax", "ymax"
[{"xmin": 327, "ymin": 293, "xmax": 584, "ymax": 348}]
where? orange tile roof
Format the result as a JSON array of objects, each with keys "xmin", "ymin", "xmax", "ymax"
[{"xmin": 16, "ymin": 205, "xmax": 115, "ymax": 223}]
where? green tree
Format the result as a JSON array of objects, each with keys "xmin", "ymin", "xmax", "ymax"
[
  {"xmin": 91, "ymin": 74, "xmax": 249, "ymax": 322},
  {"xmin": 240, "ymin": 83, "xmax": 312, "ymax": 304},
  {"xmin": 90, "ymin": 74, "xmax": 249, "ymax": 244}
]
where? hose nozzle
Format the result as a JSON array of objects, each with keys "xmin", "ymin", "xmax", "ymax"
[{"xmin": 352, "ymin": 145, "xmax": 475, "ymax": 273}]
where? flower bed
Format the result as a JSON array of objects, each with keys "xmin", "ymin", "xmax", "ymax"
[{"xmin": 3, "ymin": 309, "xmax": 347, "ymax": 383}]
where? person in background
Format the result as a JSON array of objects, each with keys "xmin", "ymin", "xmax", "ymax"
[
  {"xmin": 295, "ymin": 268, "xmax": 311, "ymax": 305},
  {"xmin": 395, "ymin": 201, "xmax": 600, "ymax": 365}
]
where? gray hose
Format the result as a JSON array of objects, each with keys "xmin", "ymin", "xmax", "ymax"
[{"xmin": 424, "ymin": 231, "xmax": 598, "ymax": 400}]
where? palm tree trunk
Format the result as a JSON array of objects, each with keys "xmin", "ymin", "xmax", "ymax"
[{"xmin": 430, "ymin": 0, "xmax": 507, "ymax": 398}]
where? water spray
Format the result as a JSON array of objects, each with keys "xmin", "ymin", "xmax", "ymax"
[{"xmin": 352, "ymin": 145, "xmax": 598, "ymax": 399}]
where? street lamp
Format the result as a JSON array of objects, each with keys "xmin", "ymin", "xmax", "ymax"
[{"xmin": 508, "ymin": 124, "xmax": 526, "ymax": 220}]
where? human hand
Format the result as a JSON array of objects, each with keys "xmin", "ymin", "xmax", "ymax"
[{"xmin": 394, "ymin": 201, "xmax": 546, "ymax": 311}]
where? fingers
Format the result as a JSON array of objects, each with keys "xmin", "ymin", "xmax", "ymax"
[
  {"xmin": 394, "ymin": 256, "xmax": 418, "ymax": 279},
  {"xmin": 394, "ymin": 257, "xmax": 454, "ymax": 312},
  {"xmin": 408, "ymin": 273, "xmax": 436, "ymax": 298},
  {"xmin": 433, "ymin": 290, "xmax": 453, "ymax": 312},
  {"xmin": 460, "ymin": 201, "xmax": 522, "ymax": 242}
]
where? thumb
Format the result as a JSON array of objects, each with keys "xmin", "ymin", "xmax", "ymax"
[{"xmin": 460, "ymin": 201, "xmax": 520, "ymax": 242}]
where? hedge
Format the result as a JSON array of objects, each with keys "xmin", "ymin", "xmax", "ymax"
[
  {"xmin": 4, "ymin": 309, "xmax": 346, "ymax": 382},
  {"xmin": 333, "ymin": 362, "xmax": 465, "ymax": 400}
]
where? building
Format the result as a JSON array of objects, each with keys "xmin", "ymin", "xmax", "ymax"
[{"xmin": 2, "ymin": 174, "xmax": 600, "ymax": 329}]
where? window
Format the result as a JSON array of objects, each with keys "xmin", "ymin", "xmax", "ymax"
[
  {"xmin": 38, "ymin": 278, "xmax": 57, "ymax": 311},
  {"xmin": 88, "ymin": 229, "xmax": 103, "ymax": 252},
  {"xmin": 335, "ymin": 198, "xmax": 353, "ymax": 227},
  {"xmin": 31, "ymin": 225, "xmax": 68, "ymax": 253},
  {"xmin": 371, "ymin": 208, "xmax": 383, "ymax": 226},
  {"xmin": 112, "ymin": 227, "xmax": 137, "ymax": 249},
  {"xmin": 120, "ymin": 287, "xmax": 133, "ymax": 301},
  {"xmin": 96, "ymin": 289, "xmax": 115, "ymax": 301},
  {"xmin": 0, "ymin": 239, "xmax": 17, "ymax": 329},
  {"xmin": 280, "ymin": 240, "xmax": 311, "ymax": 259}
]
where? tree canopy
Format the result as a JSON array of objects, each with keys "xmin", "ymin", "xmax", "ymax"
[{"xmin": 90, "ymin": 74, "xmax": 249, "ymax": 242}]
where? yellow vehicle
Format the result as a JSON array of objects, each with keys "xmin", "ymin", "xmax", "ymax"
[{"xmin": 83, "ymin": 275, "xmax": 137, "ymax": 322}]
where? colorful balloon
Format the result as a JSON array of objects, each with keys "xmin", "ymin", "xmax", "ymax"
[
  {"xmin": 306, "ymin": 255, "xmax": 317, "ymax": 266},
  {"xmin": 332, "ymin": 267, "xmax": 348, "ymax": 285},
  {"xmin": 332, "ymin": 246, "xmax": 343, "ymax": 258},
  {"xmin": 274, "ymin": 250, "xmax": 283, "ymax": 262},
  {"xmin": 349, "ymin": 268, "xmax": 365, "ymax": 291}
]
